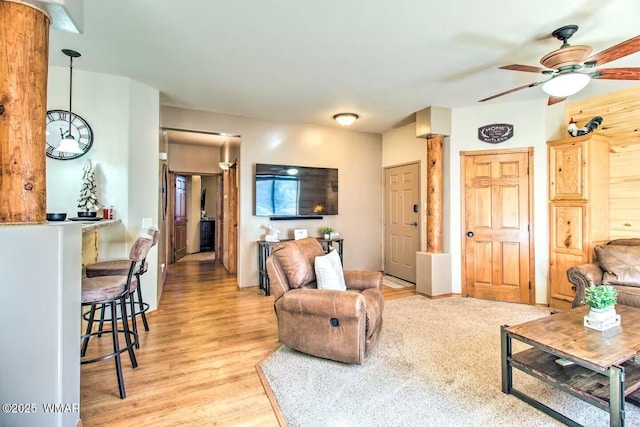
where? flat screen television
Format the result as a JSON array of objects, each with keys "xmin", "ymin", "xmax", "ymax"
[{"xmin": 255, "ymin": 163, "xmax": 338, "ymax": 218}]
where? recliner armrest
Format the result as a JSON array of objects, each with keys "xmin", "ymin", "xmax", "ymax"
[
  {"xmin": 567, "ymin": 263, "xmax": 604, "ymax": 308},
  {"xmin": 275, "ymin": 288, "xmax": 365, "ymax": 319},
  {"xmin": 344, "ymin": 270, "xmax": 383, "ymax": 291}
]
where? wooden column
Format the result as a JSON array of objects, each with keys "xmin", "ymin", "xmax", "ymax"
[
  {"xmin": 426, "ymin": 135, "xmax": 444, "ymax": 252},
  {"xmin": 0, "ymin": 1, "xmax": 50, "ymax": 223}
]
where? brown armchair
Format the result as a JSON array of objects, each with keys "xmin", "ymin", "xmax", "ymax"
[
  {"xmin": 266, "ymin": 237, "xmax": 384, "ymax": 364},
  {"xmin": 567, "ymin": 239, "xmax": 640, "ymax": 308}
]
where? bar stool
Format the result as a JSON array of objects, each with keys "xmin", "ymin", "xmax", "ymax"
[
  {"xmin": 84, "ymin": 227, "xmax": 158, "ymax": 346},
  {"xmin": 81, "ymin": 234, "xmax": 154, "ymax": 399}
]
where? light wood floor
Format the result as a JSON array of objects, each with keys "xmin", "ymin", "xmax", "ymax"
[{"xmin": 80, "ymin": 259, "xmax": 415, "ymax": 426}]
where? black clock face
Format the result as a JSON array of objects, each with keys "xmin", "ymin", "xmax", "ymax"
[{"xmin": 45, "ymin": 109, "xmax": 94, "ymax": 160}]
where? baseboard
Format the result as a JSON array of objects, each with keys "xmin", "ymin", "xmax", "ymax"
[{"xmin": 415, "ymin": 291, "xmax": 461, "ymax": 299}]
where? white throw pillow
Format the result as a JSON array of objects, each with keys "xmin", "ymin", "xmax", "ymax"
[{"xmin": 314, "ymin": 249, "xmax": 346, "ymax": 291}]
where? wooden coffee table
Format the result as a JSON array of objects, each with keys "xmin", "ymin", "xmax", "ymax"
[{"xmin": 501, "ymin": 304, "xmax": 640, "ymax": 427}]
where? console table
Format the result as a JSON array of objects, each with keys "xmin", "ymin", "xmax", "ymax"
[{"xmin": 257, "ymin": 238, "xmax": 344, "ymax": 296}]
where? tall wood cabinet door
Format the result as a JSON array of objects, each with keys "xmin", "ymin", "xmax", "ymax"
[
  {"xmin": 549, "ymin": 203, "xmax": 586, "ymax": 309},
  {"xmin": 549, "ymin": 142, "xmax": 585, "ymax": 201}
]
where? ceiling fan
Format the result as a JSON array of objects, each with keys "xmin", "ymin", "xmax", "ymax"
[{"xmin": 479, "ymin": 25, "xmax": 640, "ymax": 105}]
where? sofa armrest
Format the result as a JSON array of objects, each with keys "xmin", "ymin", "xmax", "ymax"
[
  {"xmin": 275, "ymin": 288, "xmax": 365, "ymax": 319},
  {"xmin": 567, "ymin": 263, "xmax": 604, "ymax": 308},
  {"xmin": 344, "ymin": 270, "xmax": 383, "ymax": 291}
]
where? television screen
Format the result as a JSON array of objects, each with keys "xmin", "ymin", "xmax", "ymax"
[{"xmin": 255, "ymin": 164, "xmax": 338, "ymax": 217}]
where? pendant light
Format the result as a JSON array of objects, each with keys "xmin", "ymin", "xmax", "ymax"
[{"xmin": 57, "ymin": 49, "xmax": 83, "ymax": 154}]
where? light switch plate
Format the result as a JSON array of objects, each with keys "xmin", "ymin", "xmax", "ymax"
[{"xmin": 142, "ymin": 217, "xmax": 152, "ymax": 229}]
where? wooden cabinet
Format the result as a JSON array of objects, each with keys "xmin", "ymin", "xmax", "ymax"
[
  {"xmin": 548, "ymin": 134, "xmax": 610, "ymax": 309},
  {"xmin": 200, "ymin": 220, "xmax": 215, "ymax": 252}
]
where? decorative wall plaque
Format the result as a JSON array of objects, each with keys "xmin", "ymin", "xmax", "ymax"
[{"xmin": 478, "ymin": 123, "xmax": 514, "ymax": 144}]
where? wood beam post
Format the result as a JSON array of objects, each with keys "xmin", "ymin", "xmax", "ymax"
[
  {"xmin": 426, "ymin": 135, "xmax": 443, "ymax": 252},
  {"xmin": 0, "ymin": 1, "xmax": 50, "ymax": 223}
]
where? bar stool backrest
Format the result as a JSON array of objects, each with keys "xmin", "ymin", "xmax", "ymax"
[
  {"xmin": 126, "ymin": 235, "xmax": 154, "ymax": 294},
  {"xmin": 147, "ymin": 227, "xmax": 160, "ymax": 247}
]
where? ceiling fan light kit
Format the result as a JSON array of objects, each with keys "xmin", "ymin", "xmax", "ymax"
[
  {"xmin": 333, "ymin": 113, "xmax": 358, "ymax": 126},
  {"xmin": 479, "ymin": 25, "xmax": 640, "ymax": 104},
  {"xmin": 542, "ymin": 72, "xmax": 591, "ymax": 97}
]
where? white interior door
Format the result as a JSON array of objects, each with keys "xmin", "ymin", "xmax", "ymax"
[{"xmin": 384, "ymin": 163, "xmax": 419, "ymax": 283}]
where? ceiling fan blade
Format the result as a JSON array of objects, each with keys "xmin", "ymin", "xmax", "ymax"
[
  {"xmin": 500, "ymin": 64, "xmax": 549, "ymax": 73},
  {"xmin": 585, "ymin": 35, "xmax": 640, "ymax": 66},
  {"xmin": 548, "ymin": 96, "xmax": 566, "ymax": 106},
  {"xmin": 478, "ymin": 82, "xmax": 539, "ymax": 102},
  {"xmin": 593, "ymin": 67, "xmax": 640, "ymax": 80}
]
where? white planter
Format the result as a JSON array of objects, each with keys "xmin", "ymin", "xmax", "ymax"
[
  {"xmin": 584, "ymin": 306, "xmax": 620, "ymax": 331},
  {"xmin": 323, "ymin": 233, "xmax": 330, "ymax": 240}
]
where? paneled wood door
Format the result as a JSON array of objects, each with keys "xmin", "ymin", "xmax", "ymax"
[
  {"xmin": 227, "ymin": 162, "xmax": 238, "ymax": 274},
  {"xmin": 384, "ymin": 163, "xmax": 419, "ymax": 283},
  {"xmin": 174, "ymin": 175, "xmax": 187, "ymax": 261},
  {"xmin": 461, "ymin": 149, "xmax": 533, "ymax": 304}
]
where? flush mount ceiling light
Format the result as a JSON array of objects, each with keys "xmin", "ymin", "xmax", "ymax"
[
  {"xmin": 57, "ymin": 49, "xmax": 83, "ymax": 154},
  {"xmin": 333, "ymin": 113, "xmax": 359, "ymax": 127},
  {"xmin": 541, "ymin": 71, "xmax": 592, "ymax": 98}
]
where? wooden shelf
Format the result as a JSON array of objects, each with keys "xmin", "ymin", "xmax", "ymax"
[{"xmin": 511, "ymin": 348, "xmax": 640, "ymax": 408}]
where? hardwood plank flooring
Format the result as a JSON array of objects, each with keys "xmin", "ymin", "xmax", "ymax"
[{"xmin": 80, "ymin": 259, "xmax": 415, "ymax": 426}]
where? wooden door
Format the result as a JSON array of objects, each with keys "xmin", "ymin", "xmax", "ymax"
[
  {"xmin": 215, "ymin": 174, "xmax": 223, "ymax": 257},
  {"xmin": 227, "ymin": 162, "xmax": 238, "ymax": 274},
  {"xmin": 462, "ymin": 149, "xmax": 533, "ymax": 304},
  {"xmin": 174, "ymin": 175, "xmax": 187, "ymax": 261},
  {"xmin": 384, "ymin": 163, "xmax": 419, "ymax": 283}
]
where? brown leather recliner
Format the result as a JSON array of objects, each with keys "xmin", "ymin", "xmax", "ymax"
[
  {"xmin": 266, "ymin": 237, "xmax": 384, "ymax": 364},
  {"xmin": 567, "ymin": 238, "xmax": 640, "ymax": 308}
]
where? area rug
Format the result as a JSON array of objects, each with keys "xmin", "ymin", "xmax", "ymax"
[
  {"xmin": 177, "ymin": 251, "xmax": 215, "ymax": 262},
  {"xmin": 382, "ymin": 274, "xmax": 415, "ymax": 288},
  {"xmin": 257, "ymin": 296, "xmax": 640, "ymax": 427}
]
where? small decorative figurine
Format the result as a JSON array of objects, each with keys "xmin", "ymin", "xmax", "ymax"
[
  {"xmin": 568, "ymin": 116, "xmax": 603, "ymax": 137},
  {"xmin": 264, "ymin": 224, "xmax": 280, "ymax": 242}
]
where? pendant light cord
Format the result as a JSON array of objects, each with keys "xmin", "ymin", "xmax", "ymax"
[{"xmin": 68, "ymin": 55, "xmax": 73, "ymax": 139}]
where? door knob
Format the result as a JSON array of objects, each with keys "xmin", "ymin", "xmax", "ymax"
[
  {"xmin": 467, "ymin": 231, "xmax": 474, "ymax": 237},
  {"xmin": 409, "ymin": 222, "xmax": 418, "ymax": 227}
]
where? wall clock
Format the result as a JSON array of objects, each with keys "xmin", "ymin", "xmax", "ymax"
[{"xmin": 45, "ymin": 109, "xmax": 94, "ymax": 160}]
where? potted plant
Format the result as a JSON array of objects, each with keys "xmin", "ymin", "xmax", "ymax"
[
  {"xmin": 320, "ymin": 226, "xmax": 333, "ymax": 240},
  {"xmin": 583, "ymin": 285, "xmax": 620, "ymax": 330}
]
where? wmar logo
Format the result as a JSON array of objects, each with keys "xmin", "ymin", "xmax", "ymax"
[{"xmin": 478, "ymin": 124, "xmax": 514, "ymax": 144}]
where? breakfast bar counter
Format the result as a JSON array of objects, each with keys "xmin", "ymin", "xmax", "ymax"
[
  {"xmin": 80, "ymin": 218, "xmax": 121, "ymax": 233},
  {"xmin": 81, "ymin": 219, "xmax": 122, "ymax": 267}
]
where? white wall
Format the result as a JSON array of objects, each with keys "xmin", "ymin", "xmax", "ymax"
[
  {"xmin": 47, "ymin": 67, "xmax": 161, "ymax": 309},
  {"xmin": 46, "ymin": 67, "xmax": 129, "ymax": 258},
  {"xmin": 169, "ymin": 143, "xmax": 221, "ymax": 173},
  {"xmin": 161, "ymin": 107, "xmax": 383, "ymax": 287},
  {"xmin": 0, "ymin": 223, "xmax": 81, "ymax": 427},
  {"xmin": 202, "ymin": 175, "xmax": 218, "ymax": 218},
  {"xmin": 126, "ymin": 78, "xmax": 160, "ymax": 306},
  {"xmin": 187, "ymin": 176, "xmax": 202, "ymax": 253},
  {"xmin": 381, "ymin": 99, "xmax": 566, "ymax": 304},
  {"xmin": 449, "ymin": 98, "xmax": 553, "ymax": 304},
  {"xmin": 382, "ymin": 123, "xmax": 429, "ymax": 251}
]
